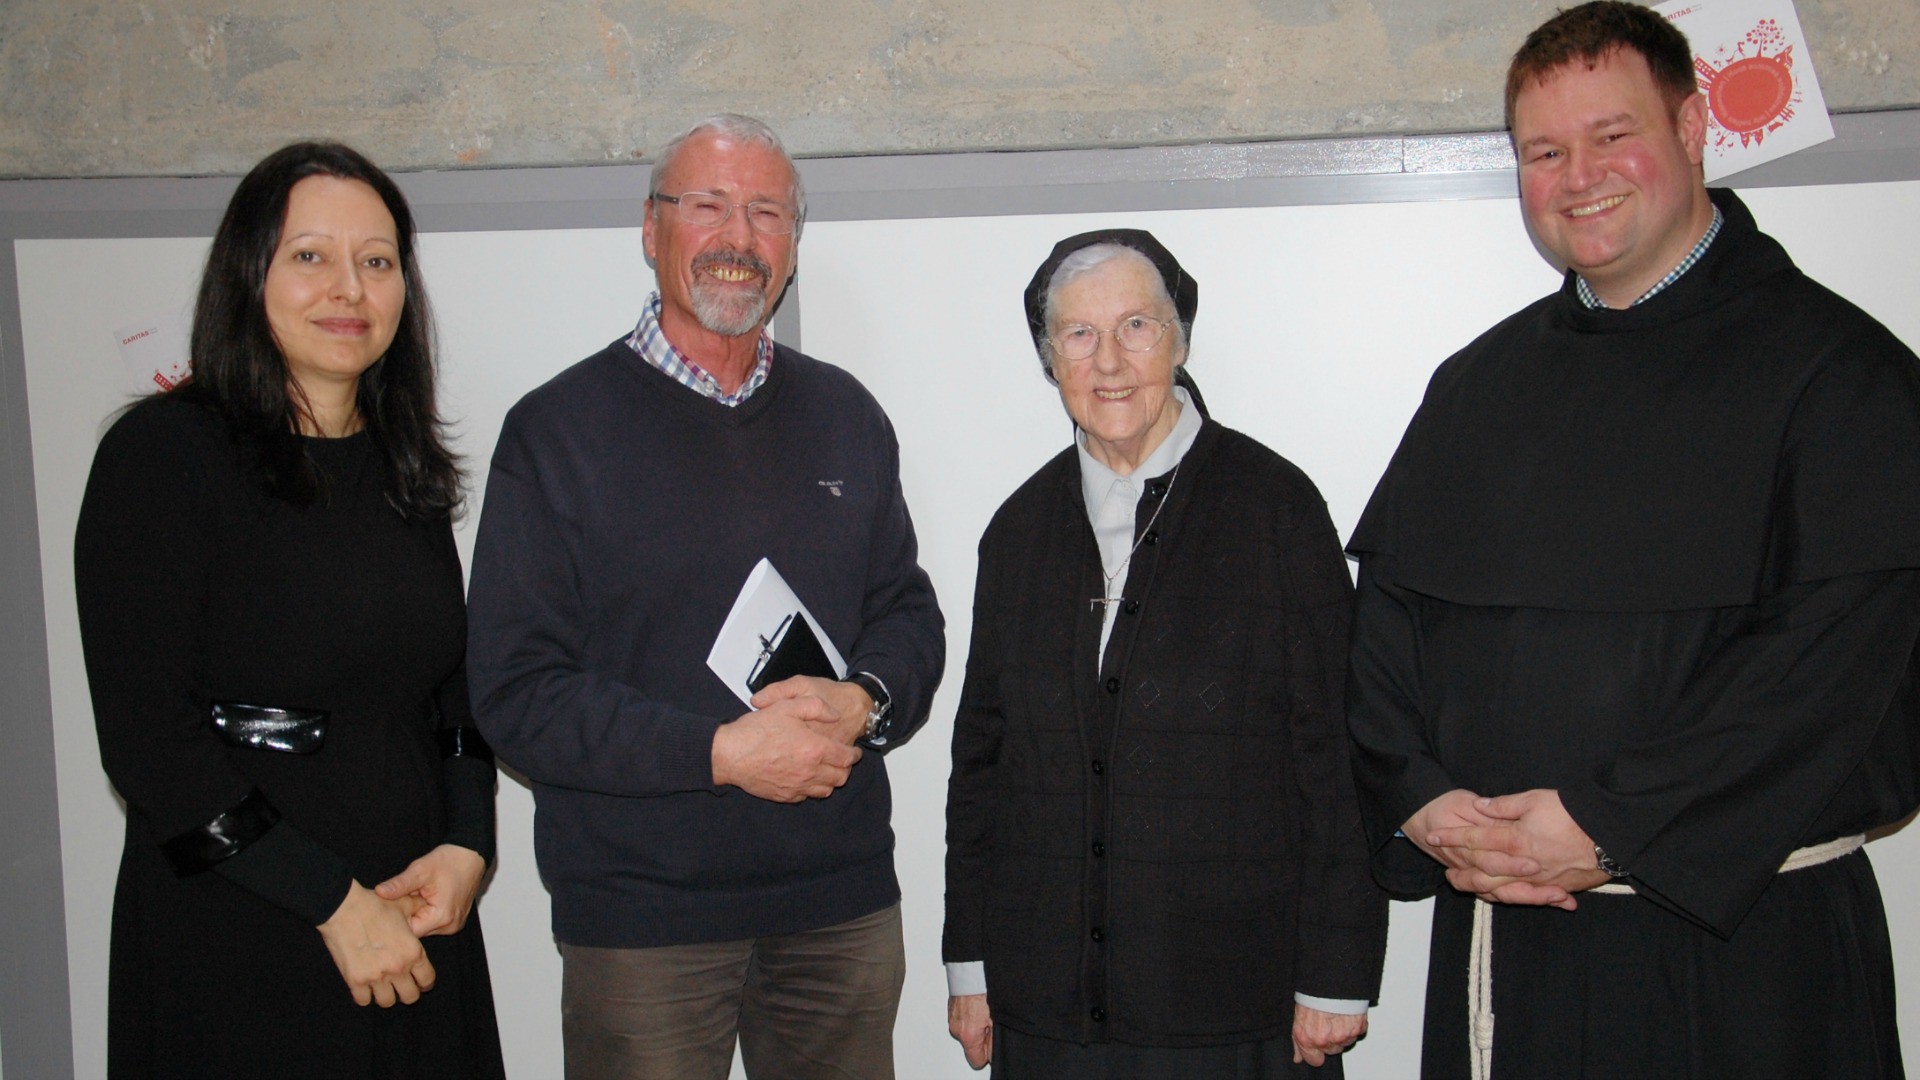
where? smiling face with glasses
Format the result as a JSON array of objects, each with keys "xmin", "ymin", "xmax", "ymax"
[
  {"xmin": 652, "ymin": 192, "xmax": 798, "ymax": 236},
  {"xmin": 1048, "ymin": 314, "xmax": 1176, "ymax": 362},
  {"xmin": 1046, "ymin": 253, "xmax": 1188, "ymax": 474},
  {"xmin": 644, "ymin": 130, "xmax": 801, "ymax": 355}
]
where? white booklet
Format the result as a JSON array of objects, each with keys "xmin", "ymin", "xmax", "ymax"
[{"xmin": 706, "ymin": 558, "xmax": 847, "ymax": 708}]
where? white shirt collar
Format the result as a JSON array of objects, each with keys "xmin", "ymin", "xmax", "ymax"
[
  {"xmin": 1076, "ymin": 383, "xmax": 1203, "ymax": 519},
  {"xmin": 1076, "ymin": 384, "xmax": 1204, "ymax": 670}
]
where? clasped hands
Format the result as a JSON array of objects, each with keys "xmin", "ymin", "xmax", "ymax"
[
  {"xmin": 317, "ymin": 843, "xmax": 487, "ymax": 1008},
  {"xmin": 1405, "ymin": 788, "xmax": 1610, "ymax": 909},
  {"xmin": 711, "ymin": 675, "xmax": 871, "ymax": 803}
]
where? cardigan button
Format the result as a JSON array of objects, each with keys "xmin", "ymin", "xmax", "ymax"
[
  {"xmin": 1122, "ymin": 599, "xmax": 1141, "ymax": 615},
  {"xmin": 1142, "ymin": 530, "xmax": 1159, "ymax": 545},
  {"xmin": 1090, "ymin": 759, "xmax": 1105, "ymax": 776},
  {"xmin": 1104, "ymin": 677, "xmax": 1120, "ymax": 694},
  {"xmin": 1091, "ymin": 1007, "xmax": 1107, "ymax": 1023},
  {"xmin": 1147, "ymin": 479, "xmax": 1167, "ymax": 498},
  {"xmin": 1091, "ymin": 926, "xmax": 1106, "ymax": 943},
  {"xmin": 1091, "ymin": 840, "xmax": 1106, "ymax": 857}
]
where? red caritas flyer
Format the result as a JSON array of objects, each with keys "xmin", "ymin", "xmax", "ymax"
[
  {"xmin": 114, "ymin": 310, "xmax": 190, "ymax": 394},
  {"xmin": 1655, "ymin": 0, "xmax": 1835, "ymax": 181}
]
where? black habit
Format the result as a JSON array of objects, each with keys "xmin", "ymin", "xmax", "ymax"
[
  {"xmin": 1347, "ymin": 188, "xmax": 1920, "ymax": 1079},
  {"xmin": 944, "ymin": 417, "xmax": 1388, "ymax": 1068}
]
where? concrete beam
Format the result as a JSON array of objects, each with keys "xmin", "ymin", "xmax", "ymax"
[{"xmin": 1, "ymin": 0, "xmax": 1914, "ymax": 179}]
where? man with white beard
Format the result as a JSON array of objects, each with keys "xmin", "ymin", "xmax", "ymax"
[{"xmin": 467, "ymin": 113, "xmax": 945, "ymax": 1080}]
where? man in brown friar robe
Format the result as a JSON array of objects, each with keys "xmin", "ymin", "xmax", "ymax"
[{"xmin": 1346, "ymin": 4, "xmax": 1920, "ymax": 1077}]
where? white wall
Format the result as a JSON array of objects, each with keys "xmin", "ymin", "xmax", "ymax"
[{"xmin": 22, "ymin": 181, "xmax": 1920, "ymax": 1078}]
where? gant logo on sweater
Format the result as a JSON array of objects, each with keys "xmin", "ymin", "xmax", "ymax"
[{"xmin": 818, "ymin": 480, "xmax": 844, "ymax": 497}]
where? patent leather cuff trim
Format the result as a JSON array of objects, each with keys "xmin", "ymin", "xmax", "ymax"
[
  {"xmin": 161, "ymin": 788, "xmax": 281, "ymax": 876},
  {"xmin": 438, "ymin": 725, "xmax": 496, "ymax": 767}
]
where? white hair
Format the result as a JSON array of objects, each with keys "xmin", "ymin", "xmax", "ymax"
[
  {"xmin": 648, "ymin": 113, "xmax": 808, "ymax": 237},
  {"xmin": 1036, "ymin": 242, "xmax": 1188, "ymax": 379}
]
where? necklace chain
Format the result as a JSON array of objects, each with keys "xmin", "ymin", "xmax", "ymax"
[{"xmin": 1092, "ymin": 461, "xmax": 1181, "ymax": 612}]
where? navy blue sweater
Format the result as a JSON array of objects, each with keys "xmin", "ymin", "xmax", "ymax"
[{"xmin": 468, "ymin": 337, "xmax": 944, "ymax": 947}]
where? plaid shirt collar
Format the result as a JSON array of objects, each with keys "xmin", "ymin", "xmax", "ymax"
[
  {"xmin": 1576, "ymin": 205, "xmax": 1724, "ymax": 310},
  {"xmin": 625, "ymin": 293, "xmax": 773, "ymax": 406}
]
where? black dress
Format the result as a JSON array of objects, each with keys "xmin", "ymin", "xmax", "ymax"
[{"xmin": 75, "ymin": 395, "xmax": 504, "ymax": 1079}]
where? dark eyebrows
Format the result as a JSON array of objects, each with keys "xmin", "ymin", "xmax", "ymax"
[
  {"xmin": 276, "ymin": 230, "xmax": 399, "ymax": 251},
  {"xmin": 1516, "ymin": 111, "xmax": 1639, "ymax": 152}
]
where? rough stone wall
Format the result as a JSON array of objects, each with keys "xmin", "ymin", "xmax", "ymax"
[{"xmin": 1, "ymin": 0, "xmax": 1913, "ymax": 178}]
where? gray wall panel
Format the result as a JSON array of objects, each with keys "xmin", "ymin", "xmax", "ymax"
[{"xmin": 0, "ymin": 239, "xmax": 78, "ymax": 1080}]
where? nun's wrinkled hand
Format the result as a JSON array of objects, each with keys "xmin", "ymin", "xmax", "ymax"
[
  {"xmin": 949, "ymin": 993, "xmax": 992, "ymax": 1069},
  {"xmin": 1292, "ymin": 1004, "xmax": 1366, "ymax": 1067}
]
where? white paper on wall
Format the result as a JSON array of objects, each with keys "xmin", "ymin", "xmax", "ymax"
[
  {"xmin": 1655, "ymin": 0, "xmax": 1834, "ymax": 182},
  {"xmin": 113, "ymin": 309, "xmax": 191, "ymax": 393}
]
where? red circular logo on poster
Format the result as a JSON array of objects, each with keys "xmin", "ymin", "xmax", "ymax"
[{"xmin": 1708, "ymin": 54, "xmax": 1794, "ymax": 134}]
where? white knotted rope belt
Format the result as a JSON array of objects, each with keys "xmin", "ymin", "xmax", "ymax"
[{"xmin": 1466, "ymin": 833, "xmax": 1866, "ymax": 1080}]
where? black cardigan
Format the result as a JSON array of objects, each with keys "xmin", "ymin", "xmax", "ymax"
[{"xmin": 943, "ymin": 419, "xmax": 1387, "ymax": 1048}]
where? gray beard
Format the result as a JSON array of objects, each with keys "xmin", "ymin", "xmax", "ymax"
[{"xmin": 690, "ymin": 283, "xmax": 769, "ymax": 337}]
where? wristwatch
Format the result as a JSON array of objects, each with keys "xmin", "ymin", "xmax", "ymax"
[
  {"xmin": 845, "ymin": 672, "xmax": 893, "ymax": 745},
  {"xmin": 1593, "ymin": 843, "xmax": 1630, "ymax": 879}
]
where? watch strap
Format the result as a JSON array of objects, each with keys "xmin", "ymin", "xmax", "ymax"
[
  {"xmin": 846, "ymin": 672, "xmax": 891, "ymax": 743},
  {"xmin": 1594, "ymin": 843, "xmax": 1630, "ymax": 879}
]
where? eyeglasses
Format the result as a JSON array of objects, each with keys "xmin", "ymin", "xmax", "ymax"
[
  {"xmin": 654, "ymin": 191, "xmax": 799, "ymax": 235},
  {"xmin": 1048, "ymin": 316, "xmax": 1174, "ymax": 361}
]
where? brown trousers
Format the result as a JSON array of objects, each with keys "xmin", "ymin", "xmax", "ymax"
[{"xmin": 560, "ymin": 903, "xmax": 905, "ymax": 1080}]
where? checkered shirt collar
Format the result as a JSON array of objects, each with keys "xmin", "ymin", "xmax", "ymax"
[
  {"xmin": 625, "ymin": 293, "xmax": 773, "ymax": 406},
  {"xmin": 1576, "ymin": 205, "xmax": 1725, "ymax": 310}
]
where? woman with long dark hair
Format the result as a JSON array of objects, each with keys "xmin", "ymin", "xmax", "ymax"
[{"xmin": 74, "ymin": 141, "xmax": 504, "ymax": 1078}]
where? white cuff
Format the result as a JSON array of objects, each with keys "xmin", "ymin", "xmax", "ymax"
[
  {"xmin": 945, "ymin": 960, "xmax": 987, "ymax": 997},
  {"xmin": 1294, "ymin": 993, "xmax": 1369, "ymax": 1015}
]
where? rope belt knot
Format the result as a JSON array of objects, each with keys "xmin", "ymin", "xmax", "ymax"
[{"xmin": 1466, "ymin": 834, "xmax": 1865, "ymax": 1080}]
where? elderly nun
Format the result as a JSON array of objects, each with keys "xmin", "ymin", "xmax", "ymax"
[{"xmin": 941, "ymin": 228, "xmax": 1387, "ymax": 1078}]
